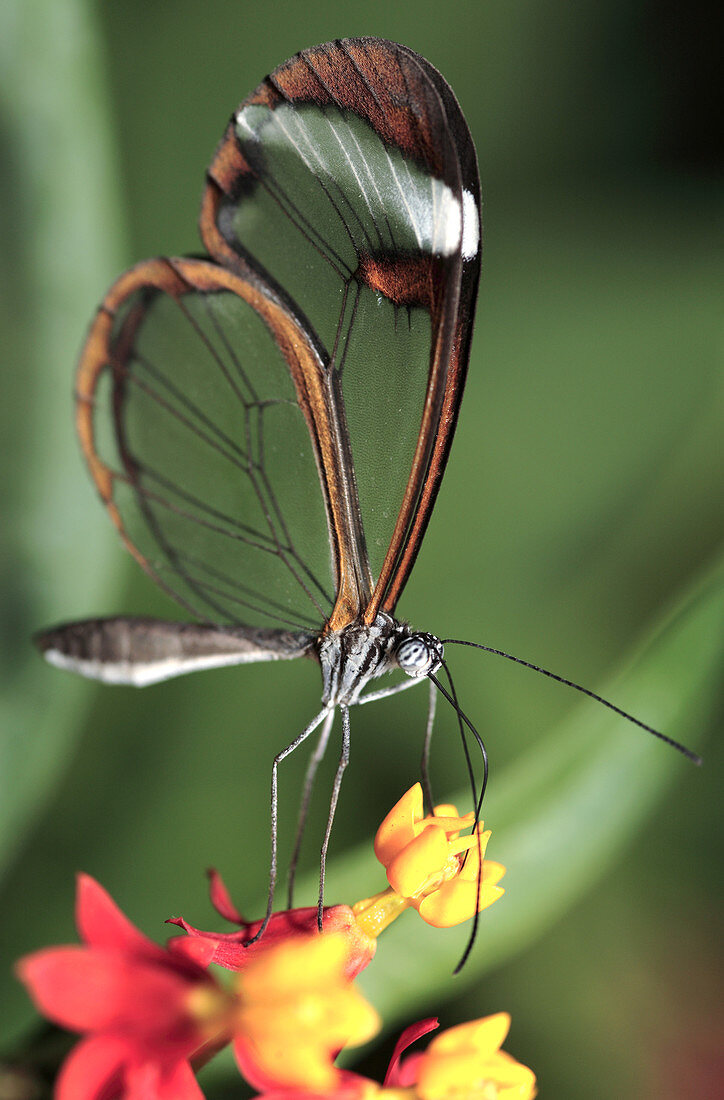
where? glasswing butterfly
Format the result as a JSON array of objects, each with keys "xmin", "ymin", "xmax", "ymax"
[{"xmin": 36, "ymin": 38, "xmax": 698, "ymax": 940}]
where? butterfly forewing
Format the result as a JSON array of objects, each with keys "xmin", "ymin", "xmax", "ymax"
[
  {"xmin": 202, "ymin": 38, "xmax": 481, "ymax": 624},
  {"xmin": 78, "ymin": 258, "xmax": 335, "ymax": 632}
]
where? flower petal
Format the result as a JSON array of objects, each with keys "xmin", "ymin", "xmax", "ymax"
[
  {"xmin": 428, "ymin": 1013, "xmax": 511, "ymax": 1059},
  {"xmin": 56, "ymin": 1034, "xmax": 129, "ymax": 1100},
  {"xmin": 384, "ymin": 1018, "xmax": 439, "ymax": 1086},
  {"xmin": 450, "ymin": 828, "xmax": 491, "ymax": 877},
  {"xmin": 207, "ymin": 868, "xmax": 247, "ymax": 924},
  {"xmin": 480, "ymin": 860, "xmax": 507, "ymax": 888},
  {"xmin": 429, "ymin": 803, "xmax": 458, "ymax": 818},
  {"xmin": 75, "ymin": 874, "xmax": 161, "ymax": 960},
  {"xmin": 18, "ymin": 945, "xmax": 206, "ymax": 1045},
  {"xmin": 417, "ymin": 879, "xmax": 505, "ymax": 928},
  {"xmin": 386, "ymin": 826, "xmax": 449, "ymax": 897},
  {"xmin": 17, "ymin": 947, "xmax": 120, "ymax": 1031},
  {"xmin": 234, "ymin": 1032, "xmax": 340, "ymax": 1093},
  {"xmin": 125, "ymin": 1058, "xmax": 205, "ymax": 1100},
  {"xmin": 169, "ymin": 905, "xmax": 375, "ymax": 978},
  {"xmin": 374, "ymin": 784, "xmax": 423, "ymax": 865},
  {"xmin": 484, "ymin": 1050, "xmax": 537, "ymax": 1095},
  {"xmin": 167, "ymin": 934, "xmax": 218, "ymax": 969},
  {"xmin": 423, "ymin": 810, "xmax": 475, "ymax": 837}
]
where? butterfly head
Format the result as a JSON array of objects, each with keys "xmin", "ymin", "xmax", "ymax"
[{"xmin": 395, "ymin": 633, "xmax": 444, "ymax": 679}]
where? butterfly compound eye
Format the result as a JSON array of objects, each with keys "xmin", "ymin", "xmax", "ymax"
[{"xmin": 396, "ymin": 633, "xmax": 444, "ymax": 678}]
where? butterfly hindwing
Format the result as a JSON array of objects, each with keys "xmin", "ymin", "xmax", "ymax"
[{"xmin": 77, "ymin": 257, "xmax": 338, "ymax": 632}]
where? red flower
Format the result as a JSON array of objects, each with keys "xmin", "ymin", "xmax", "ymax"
[
  {"xmin": 16, "ymin": 875, "xmax": 235, "ymax": 1100},
  {"xmin": 168, "ymin": 869, "xmax": 376, "ymax": 979}
]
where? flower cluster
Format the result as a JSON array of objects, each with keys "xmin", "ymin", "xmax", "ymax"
[
  {"xmin": 15, "ymin": 785, "xmax": 535, "ymax": 1098},
  {"xmin": 354, "ymin": 783, "xmax": 506, "ymax": 934}
]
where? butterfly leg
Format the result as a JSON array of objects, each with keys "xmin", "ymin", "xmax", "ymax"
[
  {"xmin": 248, "ymin": 705, "xmax": 333, "ymax": 945},
  {"xmin": 356, "ymin": 676, "xmax": 423, "ymax": 706},
  {"xmin": 286, "ymin": 707, "xmax": 336, "ymax": 908},
  {"xmin": 316, "ymin": 704, "xmax": 351, "ymax": 930}
]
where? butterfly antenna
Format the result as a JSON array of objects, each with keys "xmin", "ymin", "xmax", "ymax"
[
  {"xmin": 431, "ymin": 662, "xmax": 478, "ymax": 810},
  {"xmin": 442, "ymin": 639, "xmax": 702, "ymax": 765},
  {"xmin": 428, "ymin": 662, "xmax": 489, "ymax": 973},
  {"xmin": 429, "ymin": 664, "xmax": 489, "ymax": 815},
  {"xmin": 420, "ymin": 679, "xmax": 438, "ymax": 814}
]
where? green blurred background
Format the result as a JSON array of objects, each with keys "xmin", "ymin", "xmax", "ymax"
[{"xmin": 1, "ymin": 2, "xmax": 722, "ymax": 1097}]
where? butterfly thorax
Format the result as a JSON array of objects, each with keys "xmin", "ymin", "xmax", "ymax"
[{"xmin": 317, "ymin": 613, "xmax": 443, "ymax": 706}]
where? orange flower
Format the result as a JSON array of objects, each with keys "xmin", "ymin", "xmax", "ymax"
[
  {"xmin": 234, "ymin": 933, "xmax": 380, "ymax": 1092},
  {"xmin": 354, "ymin": 785, "xmax": 505, "ymax": 934},
  {"xmin": 413, "ymin": 1014, "xmax": 536, "ymax": 1100}
]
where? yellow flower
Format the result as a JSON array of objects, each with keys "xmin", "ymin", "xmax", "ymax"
[
  {"xmin": 374, "ymin": 1015, "xmax": 536, "ymax": 1100},
  {"xmin": 355, "ymin": 785, "xmax": 505, "ymax": 933},
  {"xmin": 234, "ymin": 933, "xmax": 380, "ymax": 1091},
  {"xmin": 415, "ymin": 1014, "xmax": 536, "ymax": 1100}
]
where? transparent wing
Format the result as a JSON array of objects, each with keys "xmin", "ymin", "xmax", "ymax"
[
  {"xmin": 77, "ymin": 257, "xmax": 336, "ymax": 632},
  {"xmin": 202, "ymin": 37, "xmax": 481, "ymax": 625}
]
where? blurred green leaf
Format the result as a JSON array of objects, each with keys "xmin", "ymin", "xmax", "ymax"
[{"xmin": 0, "ymin": 0, "xmax": 126, "ymax": 876}]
